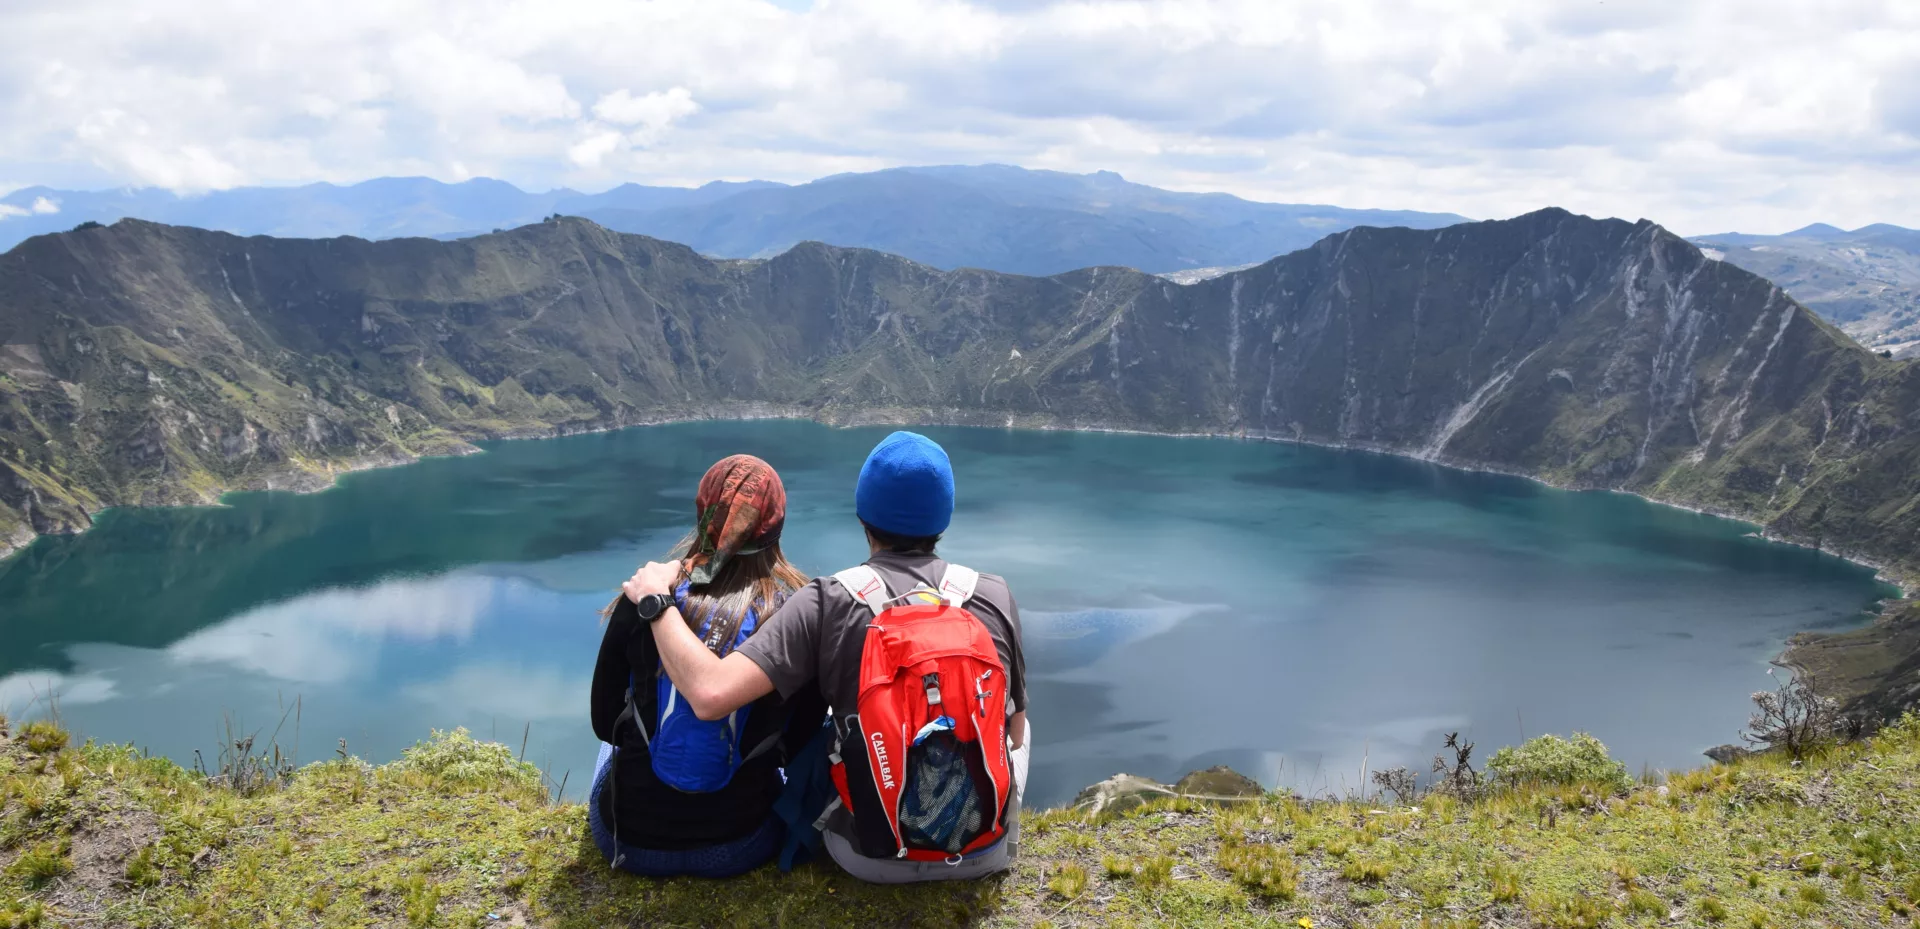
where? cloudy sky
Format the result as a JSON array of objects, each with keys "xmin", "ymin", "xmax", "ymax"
[{"xmin": 2, "ymin": 0, "xmax": 1916, "ymax": 235}]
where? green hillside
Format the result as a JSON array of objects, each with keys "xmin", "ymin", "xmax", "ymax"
[{"xmin": 5, "ymin": 715, "xmax": 1920, "ymax": 928}]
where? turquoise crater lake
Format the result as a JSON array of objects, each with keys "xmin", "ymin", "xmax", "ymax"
[{"xmin": 0, "ymin": 421, "xmax": 1893, "ymax": 809}]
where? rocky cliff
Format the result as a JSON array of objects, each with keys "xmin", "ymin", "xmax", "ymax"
[{"xmin": 2, "ymin": 210, "xmax": 1917, "ymax": 587}]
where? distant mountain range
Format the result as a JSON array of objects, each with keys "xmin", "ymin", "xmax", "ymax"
[
  {"xmin": 0, "ymin": 166, "xmax": 1469, "ymax": 277},
  {"xmin": 1691, "ymin": 224, "xmax": 1920, "ymax": 357}
]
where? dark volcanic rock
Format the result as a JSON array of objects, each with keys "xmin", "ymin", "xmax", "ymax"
[
  {"xmin": 1703, "ymin": 744, "xmax": 1754, "ymax": 764},
  {"xmin": 2, "ymin": 209, "xmax": 1918, "ymax": 605}
]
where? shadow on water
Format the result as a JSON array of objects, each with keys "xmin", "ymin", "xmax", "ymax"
[{"xmin": 1235, "ymin": 447, "xmax": 1891, "ymax": 587}]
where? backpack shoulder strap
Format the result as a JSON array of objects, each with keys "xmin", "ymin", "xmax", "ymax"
[
  {"xmin": 615, "ymin": 670, "xmax": 651, "ymax": 748},
  {"xmin": 832, "ymin": 565, "xmax": 893, "ymax": 616},
  {"xmin": 742, "ymin": 728, "xmax": 784, "ymax": 765},
  {"xmin": 937, "ymin": 564, "xmax": 980, "ymax": 607}
]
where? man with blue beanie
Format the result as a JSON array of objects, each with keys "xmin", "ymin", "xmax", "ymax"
[
  {"xmin": 624, "ymin": 430, "xmax": 1029, "ymax": 883},
  {"xmin": 853, "ymin": 430, "xmax": 956, "ymax": 539}
]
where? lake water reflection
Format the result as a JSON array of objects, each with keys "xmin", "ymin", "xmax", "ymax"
[{"xmin": 0, "ymin": 421, "xmax": 1892, "ymax": 808}]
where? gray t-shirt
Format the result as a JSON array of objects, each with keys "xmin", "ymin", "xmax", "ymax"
[{"xmin": 738, "ymin": 550, "xmax": 1027, "ymax": 716}]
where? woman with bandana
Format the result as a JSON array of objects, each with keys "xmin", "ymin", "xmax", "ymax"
[{"xmin": 587, "ymin": 454, "xmax": 827, "ymax": 877}]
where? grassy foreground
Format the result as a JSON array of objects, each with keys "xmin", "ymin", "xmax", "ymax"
[{"xmin": 4, "ymin": 717, "xmax": 1920, "ymax": 928}]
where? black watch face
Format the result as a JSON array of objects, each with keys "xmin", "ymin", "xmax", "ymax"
[{"xmin": 640, "ymin": 594, "xmax": 668, "ymax": 620}]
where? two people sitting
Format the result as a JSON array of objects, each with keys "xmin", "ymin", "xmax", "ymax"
[{"xmin": 588, "ymin": 431, "xmax": 1030, "ymax": 882}]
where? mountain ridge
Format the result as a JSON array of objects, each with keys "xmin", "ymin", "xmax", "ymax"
[{"xmin": 1, "ymin": 209, "xmax": 1915, "ymax": 600}]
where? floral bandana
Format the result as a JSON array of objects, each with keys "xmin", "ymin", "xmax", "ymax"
[{"xmin": 686, "ymin": 454, "xmax": 787, "ymax": 585}]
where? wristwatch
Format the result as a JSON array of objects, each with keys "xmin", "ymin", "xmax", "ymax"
[{"xmin": 634, "ymin": 593, "xmax": 672, "ymax": 623}]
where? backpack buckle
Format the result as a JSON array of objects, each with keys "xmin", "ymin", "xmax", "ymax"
[{"xmin": 922, "ymin": 673, "xmax": 942, "ymax": 706}]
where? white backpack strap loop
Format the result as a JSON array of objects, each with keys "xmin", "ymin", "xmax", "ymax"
[
  {"xmin": 833, "ymin": 565, "xmax": 892, "ymax": 616},
  {"xmin": 937, "ymin": 564, "xmax": 980, "ymax": 607}
]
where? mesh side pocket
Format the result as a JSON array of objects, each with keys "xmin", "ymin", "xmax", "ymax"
[{"xmin": 898, "ymin": 730, "xmax": 991, "ymax": 854}]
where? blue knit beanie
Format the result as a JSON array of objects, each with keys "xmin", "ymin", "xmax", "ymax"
[{"xmin": 855, "ymin": 431, "xmax": 954, "ymax": 537}]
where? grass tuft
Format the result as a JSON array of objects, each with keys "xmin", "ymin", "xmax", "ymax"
[
  {"xmin": 1528, "ymin": 891, "xmax": 1614, "ymax": 928},
  {"xmin": 5, "ymin": 775, "xmax": 52, "ymax": 819},
  {"xmin": 0, "ymin": 900, "xmax": 46, "ymax": 927},
  {"xmin": 126, "ymin": 844, "xmax": 165, "ymax": 888},
  {"xmin": 1609, "ymin": 858, "xmax": 1638, "ymax": 889},
  {"xmin": 1340, "ymin": 857, "xmax": 1392, "ymax": 883},
  {"xmin": 6, "ymin": 842, "xmax": 71, "ymax": 889},
  {"xmin": 1220, "ymin": 843, "xmax": 1298, "ymax": 900},
  {"xmin": 1488, "ymin": 861, "xmax": 1521, "ymax": 903},
  {"xmin": 1841, "ymin": 867, "xmax": 1867, "ymax": 901},
  {"xmin": 401, "ymin": 873, "xmax": 443, "ymax": 928},
  {"xmin": 389, "ymin": 728, "xmax": 542, "ymax": 796},
  {"xmin": 1046, "ymin": 863, "xmax": 1088, "ymax": 901},
  {"xmin": 18, "ymin": 721, "xmax": 67, "ymax": 756},
  {"xmin": 1136, "ymin": 854, "xmax": 1174, "ymax": 889},
  {"xmin": 1626, "ymin": 887, "xmax": 1665, "ymax": 916}
]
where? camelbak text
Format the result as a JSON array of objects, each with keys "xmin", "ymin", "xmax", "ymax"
[{"xmin": 870, "ymin": 731, "xmax": 896, "ymax": 790}]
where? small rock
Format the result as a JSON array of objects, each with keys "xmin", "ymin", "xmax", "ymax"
[
  {"xmin": 1071, "ymin": 773, "xmax": 1176, "ymax": 818},
  {"xmin": 1070, "ymin": 766, "xmax": 1267, "ymax": 818},
  {"xmin": 1704, "ymin": 744, "xmax": 1753, "ymax": 764},
  {"xmin": 1173, "ymin": 765, "xmax": 1265, "ymax": 800}
]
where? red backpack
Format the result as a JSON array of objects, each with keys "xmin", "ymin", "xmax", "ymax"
[{"xmin": 827, "ymin": 563, "xmax": 1014, "ymax": 862}]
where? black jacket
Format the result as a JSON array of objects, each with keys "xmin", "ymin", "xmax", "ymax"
[{"xmin": 591, "ymin": 595, "xmax": 826, "ymax": 849}]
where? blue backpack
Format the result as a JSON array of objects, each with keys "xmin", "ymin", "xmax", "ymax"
[{"xmin": 627, "ymin": 582, "xmax": 784, "ymax": 792}]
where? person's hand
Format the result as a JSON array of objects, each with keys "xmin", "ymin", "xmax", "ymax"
[{"xmin": 623, "ymin": 559, "xmax": 682, "ymax": 603}]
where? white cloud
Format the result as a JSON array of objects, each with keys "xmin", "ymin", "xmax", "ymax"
[
  {"xmin": 0, "ymin": 669, "xmax": 119, "ymax": 714},
  {"xmin": 169, "ymin": 575, "xmax": 497, "ymax": 684},
  {"xmin": 593, "ymin": 88, "xmax": 699, "ymax": 131},
  {"xmin": 569, "ymin": 88, "xmax": 701, "ymax": 166},
  {"xmin": 567, "ymin": 130, "xmax": 625, "ymax": 168},
  {"xmin": 0, "ymin": 0, "xmax": 1915, "ymax": 232},
  {"xmin": 0, "ymin": 192, "xmax": 52, "ymax": 219}
]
